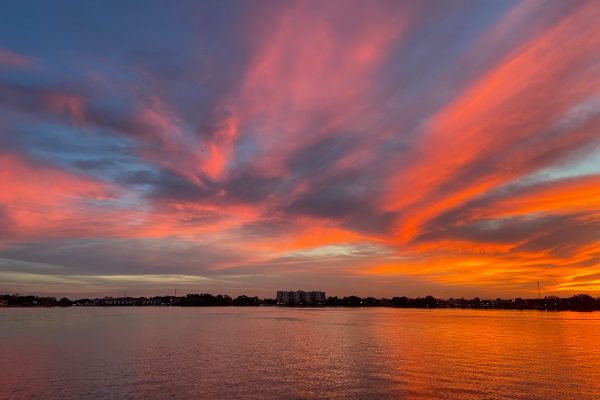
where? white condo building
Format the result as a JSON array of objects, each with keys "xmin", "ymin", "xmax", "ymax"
[{"xmin": 276, "ymin": 290, "xmax": 326, "ymax": 305}]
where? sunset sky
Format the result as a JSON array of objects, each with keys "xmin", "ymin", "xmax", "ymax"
[{"xmin": 1, "ymin": 0, "xmax": 600, "ymax": 298}]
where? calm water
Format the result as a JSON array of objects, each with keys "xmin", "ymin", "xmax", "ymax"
[{"xmin": 1, "ymin": 307, "xmax": 599, "ymax": 399}]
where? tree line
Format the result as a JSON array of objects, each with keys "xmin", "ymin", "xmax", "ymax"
[{"xmin": 1, "ymin": 293, "xmax": 599, "ymax": 311}]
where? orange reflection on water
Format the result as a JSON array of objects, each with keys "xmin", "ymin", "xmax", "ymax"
[{"xmin": 1, "ymin": 308, "xmax": 599, "ymax": 399}]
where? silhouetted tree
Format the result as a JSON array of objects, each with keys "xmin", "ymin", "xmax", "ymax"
[
  {"xmin": 58, "ymin": 297, "xmax": 72, "ymax": 307},
  {"xmin": 392, "ymin": 296, "xmax": 408, "ymax": 307}
]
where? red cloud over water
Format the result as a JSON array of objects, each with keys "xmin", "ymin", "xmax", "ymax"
[{"xmin": 0, "ymin": 1, "xmax": 599, "ymax": 297}]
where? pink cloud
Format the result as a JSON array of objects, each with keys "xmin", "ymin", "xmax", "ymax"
[{"xmin": 0, "ymin": 48, "xmax": 33, "ymax": 68}]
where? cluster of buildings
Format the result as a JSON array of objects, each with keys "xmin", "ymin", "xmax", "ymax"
[
  {"xmin": 276, "ymin": 290, "xmax": 326, "ymax": 305},
  {"xmin": 100, "ymin": 297, "xmax": 165, "ymax": 306}
]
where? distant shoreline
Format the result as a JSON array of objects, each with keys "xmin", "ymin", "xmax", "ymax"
[
  {"xmin": 2, "ymin": 293, "xmax": 599, "ymax": 312},
  {"xmin": 1, "ymin": 305, "xmax": 600, "ymax": 312}
]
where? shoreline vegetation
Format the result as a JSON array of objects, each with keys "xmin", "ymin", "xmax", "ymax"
[{"xmin": 1, "ymin": 293, "xmax": 600, "ymax": 311}]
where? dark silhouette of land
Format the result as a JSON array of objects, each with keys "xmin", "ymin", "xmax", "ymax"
[{"xmin": 1, "ymin": 293, "xmax": 600, "ymax": 311}]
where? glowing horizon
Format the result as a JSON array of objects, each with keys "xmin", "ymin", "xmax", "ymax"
[{"xmin": 1, "ymin": 0, "xmax": 600, "ymax": 298}]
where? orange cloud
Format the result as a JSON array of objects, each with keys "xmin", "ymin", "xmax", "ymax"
[
  {"xmin": 0, "ymin": 153, "xmax": 114, "ymax": 239},
  {"xmin": 383, "ymin": 2, "xmax": 600, "ymax": 244},
  {"xmin": 474, "ymin": 175, "xmax": 600, "ymax": 220}
]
